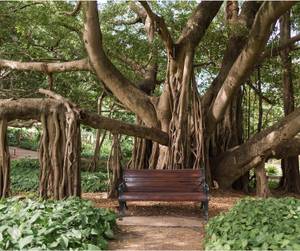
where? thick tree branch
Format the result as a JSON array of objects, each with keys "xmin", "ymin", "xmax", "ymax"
[
  {"xmin": 81, "ymin": 110, "xmax": 168, "ymax": 145},
  {"xmin": 138, "ymin": 1, "xmax": 174, "ymax": 55},
  {"xmin": 177, "ymin": 1, "xmax": 223, "ymax": 48},
  {"xmin": 0, "ymin": 58, "xmax": 91, "ymax": 73},
  {"xmin": 8, "ymin": 119, "xmax": 38, "ymax": 128},
  {"xmin": 83, "ymin": 1, "xmax": 159, "ymax": 128},
  {"xmin": 206, "ymin": 1, "xmax": 295, "ymax": 133},
  {"xmin": 271, "ymin": 136, "xmax": 300, "ymax": 159},
  {"xmin": 0, "ymin": 98, "xmax": 169, "ymax": 146},
  {"xmin": 214, "ymin": 108, "xmax": 300, "ymax": 188},
  {"xmin": 201, "ymin": 1, "xmax": 261, "ymax": 110}
]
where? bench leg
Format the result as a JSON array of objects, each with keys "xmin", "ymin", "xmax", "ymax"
[
  {"xmin": 200, "ymin": 202, "xmax": 204, "ymax": 210},
  {"xmin": 118, "ymin": 200, "xmax": 126, "ymax": 218},
  {"xmin": 203, "ymin": 200, "xmax": 208, "ymax": 222}
]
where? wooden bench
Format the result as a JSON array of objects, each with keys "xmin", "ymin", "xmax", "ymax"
[{"xmin": 118, "ymin": 169, "xmax": 209, "ymax": 220}]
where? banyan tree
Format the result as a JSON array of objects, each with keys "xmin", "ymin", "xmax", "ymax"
[{"xmin": 1, "ymin": 1, "xmax": 300, "ymax": 198}]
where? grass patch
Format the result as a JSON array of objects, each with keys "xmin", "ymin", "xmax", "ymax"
[
  {"xmin": 205, "ymin": 197, "xmax": 300, "ymax": 250},
  {"xmin": 0, "ymin": 197, "xmax": 116, "ymax": 250}
]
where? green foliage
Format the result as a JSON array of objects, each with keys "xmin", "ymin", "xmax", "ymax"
[
  {"xmin": 0, "ymin": 197, "xmax": 116, "ymax": 250},
  {"xmin": 7, "ymin": 128, "xmax": 40, "ymax": 151},
  {"xmin": 10, "ymin": 159, "xmax": 108, "ymax": 194},
  {"xmin": 11, "ymin": 159, "xmax": 40, "ymax": 193},
  {"xmin": 81, "ymin": 172, "xmax": 108, "ymax": 193},
  {"xmin": 205, "ymin": 198, "xmax": 300, "ymax": 250},
  {"xmin": 268, "ymin": 180, "xmax": 279, "ymax": 189},
  {"xmin": 266, "ymin": 165, "xmax": 279, "ymax": 176}
]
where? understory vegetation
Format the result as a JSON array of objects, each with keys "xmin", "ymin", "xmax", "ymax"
[
  {"xmin": 11, "ymin": 159, "xmax": 108, "ymax": 194},
  {"xmin": 0, "ymin": 197, "xmax": 116, "ymax": 250},
  {"xmin": 7, "ymin": 128, "xmax": 40, "ymax": 151},
  {"xmin": 205, "ymin": 198, "xmax": 300, "ymax": 250}
]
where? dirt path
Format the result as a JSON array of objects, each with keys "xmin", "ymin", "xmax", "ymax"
[
  {"xmin": 83, "ymin": 190, "xmax": 244, "ymax": 250},
  {"xmin": 9, "ymin": 146, "xmax": 38, "ymax": 160}
]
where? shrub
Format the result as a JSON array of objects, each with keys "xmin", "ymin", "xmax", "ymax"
[
  {"xmin": 205, "ymin": 198, "xmax": 300, "ymax": 250},
  {"xmin": 7, "ymin": 128, "xmax": 40, "ymax": 151},
  {"xmin": 10, "ymin": 159, "xmax": 108, "ymax": 194},
  {"xmin": 0, "ymin": 197, "xmax": 116, "ymax": 250},
  {"xmin": 266, "ymin": 165, "xmax": 279, "ymax": 176},
  {"xmin": 11, "ymin": 159, "xmax": 39, "ymax": 193},
  {"xmin": 81, "ymin": 172, "xmax": 108, "ymax": 192}
]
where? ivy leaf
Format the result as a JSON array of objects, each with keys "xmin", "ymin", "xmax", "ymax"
[{"xmin": 19, "ymin": 235, "xmax": 33, "ymax": 249}]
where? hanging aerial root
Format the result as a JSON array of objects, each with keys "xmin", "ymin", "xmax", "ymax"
[
  {"xmin": 0, "ymin": 118, "xmax": 10, "ymax": 198},
  {"xmin": 38, "ymin": 89, "xmax": 81, "ymax": 199},
  {"xmin": 107, "ymin": 134, "xmax": 122, "ymax": 198}
]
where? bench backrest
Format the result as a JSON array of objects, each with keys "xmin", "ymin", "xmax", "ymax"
[{"xmin": 123, "ymin": 169, "xmax": 204, "ymax": 193}]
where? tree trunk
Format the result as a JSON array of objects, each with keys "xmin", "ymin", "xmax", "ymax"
[
  {"xmin": 255, "ymin": 160, "xmax": 271, "ymax": 198},
  {"xmin": 279, "ymin": 11, "xmax": 300, "ymax": 193},
  {"xmin": 39, "ymin": 109, "xmax": 81, "ymax": 199},
  {"xmin": 214, "ymin": 108, "xmax": 300, "ymax": 188},
  {"xmin": 89, "ymin": 93, "xmax": 105, "ymax": 172},
  {"xmin": 129, "ymin": 117, "xmax": 153, "ymax": 170},
  {"xmin": 107, "ymin": 134, "xmax": 121, "ymax": 198},
  {"xmin": 38, "ymin": 90, "xmax": 82, "ymax": 199},
  {"xmin": 0, "ymin": 119, "xmax": 10, "ymax": 198}
]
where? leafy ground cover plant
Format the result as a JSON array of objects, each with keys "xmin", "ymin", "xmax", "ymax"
[
  {"xmin": 8, "ymin": 128, "xmax": 40, "ymax": 151},
  {"xmin": 11, "ymin": 159, "xmax": 40, "ymax": 192},
  {"xmin": 11, "ymin": 159, "xmax": 108, "ymax": 193},
  {"xmin": 81, "ymin": 172, "xmax": 108, "ymax": 192},
  {"xmin": 0, "ymin": 197, "xmax": 116, "ymax": 250},
  {"xmin": 205, "ymin": 197, "xmax": 300, "ymax": 250}
]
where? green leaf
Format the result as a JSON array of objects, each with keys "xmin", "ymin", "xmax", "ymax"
[
  {"xmin": 8, "ymin": 226, "xmax": 21, "ymax": 241},
  {"xmin": 19, "ymin": 236, "xmax": 34, "ymax": 249},
  {"xmin": 60, "ymin": 235, "xmax": 69, "ymax": 248},
  {"xmin": 87, "ymin": 244, "xmax": 101, "ymax": 250},
  {"xmin": 104, "ymin": 228, "xmax": 114, "ymax": 239}
]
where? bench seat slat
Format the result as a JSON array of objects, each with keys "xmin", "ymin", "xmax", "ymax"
[
  {"xmin": 126, "ymin": 183, "xmax": 202, "ymax": 192},
  {"xmin": 124, "ymin": 170, "xmax": 202, "ymax": 178},
  {"xmin": 119, "ymin": 192, "xmax": 207, "ymax": 201},
  {"xmin": 125, "ymin": 181, "xmax": 202, "ymax": 186},
  {"xmin": 124, "ymin": 177, "xmax": 203, "ymax": 183}
]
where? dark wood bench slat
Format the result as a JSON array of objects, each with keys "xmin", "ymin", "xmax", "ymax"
[
  {"xmin": 125, "ymin": 181, "xmax": 202, "ymax": 186},
  {"xmin": 124, "ymin": 170, "xmax": 202, "ymax": 178},
  {"xmin": 119, "ymin": 192, "xmax": 207, "ymax": 201},
  {"xmin": 126, "ymin": 184, "xmax": 203, "ymax": 192},
  {"xmin": 124, "ymin": 177, "xmax": 203, "ymax": 183},
  {"xmin": 118, "ymin": 169, "xmax": 209, "ymax": 220}
]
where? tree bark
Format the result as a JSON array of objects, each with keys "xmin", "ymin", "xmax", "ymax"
[
  {"xmin": 83, "ymin": 1, "xmax": 159, "ymax": 128},
  {"xmin": 255, "ymin": 160, "xmax": 271, "ymax": 198},
  {"xmin": 279, "ymin": 11, "xmax": 300, "ymax": 193},
  {"xmin": 107, "ymin": 134, "xmax": 121, "ymax": 198},
  {"xmin": 0, "ymin": 98, "xmax": 169, "ymax": 146},
  {"xmin": 0, "ymin": 58, "xmax": 91, "ymax": 73},
  {"xmin": 0, "ymin": 119, "xmax": 10, "ymax": 198},
  {"xmin": 214, "ymin": 108, "xmax": 300, "ymax": 188},
  {"xmin": 89, "ymin": 93, "xmax": 105, "ymax": 172},
  {"xmin": 206, "ymin": 1, "xmax": 296, "ymax": 134}
]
